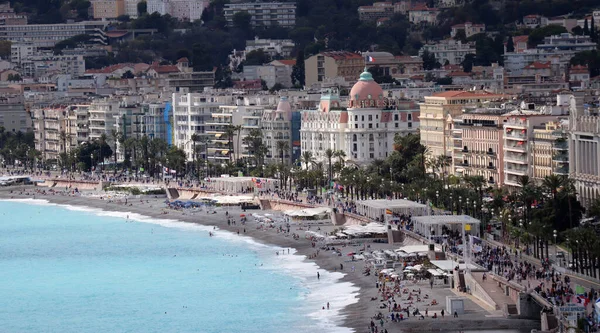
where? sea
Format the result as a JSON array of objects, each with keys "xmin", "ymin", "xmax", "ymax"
[{"xmin": 0, "ymin": 199, "xmax": 359, "ymax": 333}]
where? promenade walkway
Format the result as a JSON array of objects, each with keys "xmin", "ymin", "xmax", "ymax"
[{"xmin": 471, "ymin": 272, "xmax": 515, "ymax": 307}]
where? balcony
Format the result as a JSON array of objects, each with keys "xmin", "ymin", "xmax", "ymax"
[
  {"xmin": 504, "ymin": 155, "xmax": 527, "ymax": 164},
  {"xmin": 505, "ymin": 166, "xmax": 528, "ymax": 175},
  {"xmin": 505, "ymin": 131, "xmax": 527, "ymax": 140},
  {"xmin": 486, "ymin": 150, "xmax": 496, "ymax": 156},
  {"xmin": 505, "ymin": 143, "xmax": 527, "ymax": 152},
  {"xmin": 554, "ymin": 166, "xmax": 569, "ymax": 175},
  {"xmin": 552, "ymin": 153, "xmax": 568, "ymax": 162},
  {"xmin": 553, "ymin": 140, "xmax": 568, "ymax": 150},
  {"xmin": 487, "ymin": 165, "xmax": 496, "ymax": 170}
]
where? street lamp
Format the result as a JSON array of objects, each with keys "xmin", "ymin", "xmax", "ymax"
[
  {"xmin": 466, "ymin": 198, "xmax": 470, "ymax": 215},
  {"xmin": 553, "ymin": 229, "xmax": 558, "ymax": 264},
  {"xmin": 436, "ymin": 190, "xmax": 439, "ymax": 207},
  {"xmin": 458, "ymin": 196, "xmax": 462, "ymax": 215},
  {"xmin": 449, "ymin": 195, "xmax": 453, "ymax": 214}
]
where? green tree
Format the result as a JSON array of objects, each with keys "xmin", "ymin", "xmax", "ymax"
[
  {"xmin": 244, "ymin": 49, "xmax": 270, "ymax": 65},
  {"xmin": 368, "ymin": 65, "xmax": 395, "ymax": 84},
  {"xmin": 506, "ymin": 36, "xmax": 515, "ymax": 53},
  {"xmin": 421, "ymin": 50, "xmax": 440, "ymax": 70},
  {"xmin": 233, "ymin": 11, "xmax": 252, "ymax": 31},
  {"xmin": 0, "ymin": 40, "xmax": 11, "ymax": 59},
  {"xmin": 528, "ymin": 25, "xmax": 567, "ymax": 47},
  {"xmin": 137, "ymin": 1, "xmax": 147, "ymax": 16},
  {"xmin": 276, "ymin": 140, "xmax": 289, "ymax": 165},
  {"xmin": 462, "ymin": 53, "xmax": 475, "ymax": 72},
  {"xmin": 291, "ymin": 50, "xmax": 305, "ymax": 87}
]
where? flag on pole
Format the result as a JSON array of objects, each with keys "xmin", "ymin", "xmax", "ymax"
[
  {"xmin": 367, "ymin": 56, "xmax": 375, "ymax": 62},
  {"xmin": 385, "ymin": 209, "xmax": 393, "ymax": 215}
]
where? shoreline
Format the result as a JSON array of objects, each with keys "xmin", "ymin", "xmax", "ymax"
[{"xmin": 0, "ymin": 187, "xmax": 541, "ymax": 333}]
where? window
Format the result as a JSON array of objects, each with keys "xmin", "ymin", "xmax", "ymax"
[
  {"xmin": 394, "ymin": 114, "xmax": 399, "ymax": 121},
  {"xmin": 395, "ymin": 123, "xmax": 399, "ymax": 128},
  {"xmin": 353, "ymin": 143, "xmax": 357, "ymax": 151},
  {"xmin": 370, "ymin": 153, "xmax": 374, "ymax": 158},
  {"xmin": 353, "ymin": 134, "xmax": 357, "ymax": 141},
  {"xmin": 408, "ymin": 122, "xmax": 412, "ymax": 128},
  {"xmin": 369, "ymin": 123, "xmax": 372, "ymax": 128},
  {"xmin": 361, "ymin": 115, "xmax": 364, "ymax": 121},
  {"xmin": 408, "ymin": 114, "xmax": 412, "ymax": 121},
  {"xmin": 368, "ymin": 115, "xmax": 372, "ymax": 121},
  {"xmin": 355, "ymin": 124, "xmax": 358, "ymax": 128}
]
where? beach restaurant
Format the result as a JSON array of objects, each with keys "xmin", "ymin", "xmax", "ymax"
[
  {"xmin": 411, "ymin": 215, "xmax": 481, "ymax": 239},
  {"xmin": 354, "ymin": 199, "xmax": 429, "ymax": 221},
  {"xmin": 205, "ymin": 177, "xmax": 279, "ymax": 193}
]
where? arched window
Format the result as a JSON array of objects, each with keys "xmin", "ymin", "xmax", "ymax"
[
  {"xmin": 353, "ymin": 134, "xmax": 357, "ymax": 141},
  {"xmin": 369, "ymin": 134, "xmax": 374, "ymax": 141}
]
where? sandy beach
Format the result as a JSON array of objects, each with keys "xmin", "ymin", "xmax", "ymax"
[{"xmin": 0, "ymin": 186, "xmax": 540, "ymax": 333}]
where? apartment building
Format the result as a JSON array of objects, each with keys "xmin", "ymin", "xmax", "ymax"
[
  {"xmin": 451, "ymin": 109, "xmax": 508, "ymax": 186},
  {"xmin": 530, "ymin": 121, "xmax": 569, "ymax": 181},
  {"xmin": 224, "ymin": 2, "xmax": 296, "ymax": 28},
  {"xmin": 569, "ymin": 103, "xmax": 600, "ymax": 207},
  {"xmin": 262, "ymin": 97, "xmax": 292, "ymax": 164},
  {"xmin": 357, "ymin": 2, "xmax": 395, "ymax": 22},
  {"xmin": 88, "ymin": 98, "xmax": 121, "ymax": 140},
  {"xmin": 0, "ymin": 21, "xmax": 108, "ymax": 48},
  {"xmin": 10, "ymin": 42, "xmax": 36, "ymax": 65},
  {"xmin": 125, "ymin": 0, "xmax": 142, "ymax": 18},
  {"xmin": 243, "ymin": 62, "xmax": 293, "ymax": 89},
  {"xmin": 205, "ymin": 105, "xmax": 264, "ymax": 163},
  {"xmin": 450, "ymin": 22, "xmax": 485, "ymax": 38},
  {"xmin": 305, "ymin": 51, "xmax": 364, "ymax": 87},
  {"xmin": 420, "ymin": 90, "xmax": 507, "ymax": 158},
  {"xmin": 503, "ymin": 112, "xmax": 564, "ymax": 187},
  {"xmin": 92, "ymin": 0, "xmax": 125, "ymax": 19},
  {"xmin": 408, "ymin": 4, "xmax": 439, "ymax": 25},
  {"xmin": 31, "ymin": 107, "xmax": 78, "ymax": 162},
  {"xmin": 245, "ymin": 37, "xmax": 295, "ymax": 58},
  {"xmin": 147, "ymin": 0, "xmax": 208, "ymax": 21},
  {"xmin": 419, "ymin": 39, "xmax": 476, "ymax": 65},
  {"xmin": 20, "ymin": 55, "xmax": 85, "ymax": 79},
  {"xmin": 172, "ymin": 93, "xmax": 235, "ymax": 161},
  {"xmin": 0, "ymin": 92, "xmax": 30, "ymax": 133},
  {"xmin": 537, "ymin": 33, "xmax": 596, "ymax": 52}
]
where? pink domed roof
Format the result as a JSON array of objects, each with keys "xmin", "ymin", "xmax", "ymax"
[
  {"xmin": 276, "ymin": 96, "xmax": 292, "ymax": 120},
  {"xmin": 349, "ymin": 68, "xmax": 384, "ymax": 109}
]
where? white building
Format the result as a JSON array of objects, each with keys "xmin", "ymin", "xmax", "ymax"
[
  {"xmin": 88, "ymin": 98, "xmax": 121, "ymax": 140},
  {"xmin": 147, "ymin": 0, "xmax": 208, "ymax": 21},
  {"xmin": 172, "ymin": 92, "xmax": 235, "ymax": 161},
  {"xmin": 569, "ymin": 102, "xmax": 600, "ymax": 207},
  {"xmin": 125, "ymin": 0, "xmax": 142, "ymax": 18},
  {"xmin": 262, "ymin": 97, "xmax": 292, "ymax": 164},
  {"xmin": 0, "ymin": 21, "xmax": 108, "ymax": 48},
  {"xmin": 10, "ymin": 42, "xmax": 36, "ymax": 65},
  {"xmin": 224, "ymin": 2, "xmax": 296, "ymax": 28},
  {"xmin": 20, "ymin": 55, "xmax": 85, "ymax": 79},
  {"xmin": 246, "ymin": 37, "xmax": 295, "ymax": 58},
  {"xmin": 419, "ymin": 39, "xmax": 476, "ymax": 65},
  {"xmin": 243, "ymin": 62, "xmax": 293, "ymax": 89},
  {"xmin": 301, "ymin": 69, "xmax": 419, "ymax": 166},
  {"xmin": 0, "ymin": 92, "xmax": 30, "ymax": 133}
]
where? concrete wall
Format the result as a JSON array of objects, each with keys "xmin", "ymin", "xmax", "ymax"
[
  {"xmin": 40, "ymin": 179, "xmax": 101, "ymax": 190},
  {"xmin": 517, "ymin": 293, "xmax": 544, "ymax": 319},
  {"xmin": 464, "ymin": 272, "xmax": 498, "ymax": 310}
]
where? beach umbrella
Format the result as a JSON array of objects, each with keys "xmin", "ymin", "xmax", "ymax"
[
  {"xmin": 347, "ymin": 252, "xmax": 356, "ymax": 256},
  {"xmin": 240, "ymin": 214, "xmax": 246, "ymax": 217},
  {"xmin": 404, "ymin": 266, "xmax": 414, "ymax": 271}
]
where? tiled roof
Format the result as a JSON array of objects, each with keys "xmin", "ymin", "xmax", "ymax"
[
  {"xmin": 276, "ymin": 59, "xmax": 296, "ymax": 66},
  {"xmin": 431, "ymin": 90, "xmax": 503, "ymax": 98},
  {"xmin": 524, "ymin": 61, "xmax": 551, "ymax": 69},
  {"xmin": 512, "ymin": 35, "xmax": 529, "ymax": 44},
  {"xmin": 321, "ymin": 51, "xmax": 363, "ymax": 60},
  {"xmin": 177, "ymin": 57, "xmax": 189, "ymax": 63}
]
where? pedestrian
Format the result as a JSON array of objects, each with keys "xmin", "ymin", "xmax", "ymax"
[
  {"xmin": 317, "ymin": 272, "xmax": 320, "ymax": 280},
  {"xmin": 454, "ymin": 311, "xmax": 458, "ymax": 318},
  {"xmin": 430, "ymin": 279, "xmax": 434, "ymax": 289},
  {"xmin": 441, "ymin": 309, "xmax": 444, "ymax": 317},
  {"xmin": 340, "ymin": 263, "xmax": 343, "ymax": 270},
  {"xmin": 327, "ymin": 302, "xmax": 330, "ymax": 309}
]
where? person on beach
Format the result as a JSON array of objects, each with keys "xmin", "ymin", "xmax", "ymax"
[
  {"xmin": 327, "ymin": 302, "xmax": 329, "ymax": 309},
  {"xmin": 317, "ymin": 272, "xmax": 320, "ymax": 280}
]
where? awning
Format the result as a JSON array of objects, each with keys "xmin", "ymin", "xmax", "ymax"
[
  {"xmin": 215, "ymin": 133, "xmax": 222, "ymax": 138},
  {"xmin": 221, "ymin": 150, "xmax": 229, "ymax": 155}
]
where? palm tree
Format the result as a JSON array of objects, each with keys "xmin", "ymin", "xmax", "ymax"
[
  {"xmin": 233, "ymin": 125, "xmax": 243, "ymax": 162},
  {"xmin": 225, "ymin": 125, "xmax": 236, "ymax": 162},
  {"xmin": 588, "ymin": 198, "xmax": 600, "ymax": 220},
  {"xmin": 59, "ymin": 131, "xmax": 68, "ymax": 155},
  {"xmin": 191, "ymin": 133, "xmax": 201, "ymax": 178},
  {"xmin": 98, "ymin": 133, "xmax": 108, "ymax": 171},
  {"xmin": 325, "ymin": 148, "xmax": 334, "ymax": 189},
  {"xmin": 301, "ymin": 151, "xmax": 314, "ymax": 170},
  {"xmin": 276, "ymin": 140, "xmax": 289, "ymax": 165}
]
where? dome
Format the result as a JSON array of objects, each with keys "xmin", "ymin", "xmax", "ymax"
[
  {"xmin": 349, "ymin": 68, "xmax": 384, "ymax": 109},
  {"xmin": 276, "ymin": 96, "xmax": 292, "ymax": 120}
]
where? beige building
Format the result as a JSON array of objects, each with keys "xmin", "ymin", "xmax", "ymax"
[
  {"xmin": 420, "ymin": 90, "xmax": 507, "ymax": 159},
  {"xmin": 305, "ymin": 51, "xmax": 364, "ymax": 87},
  {"xmin": 530, "ymin": 121, "xmax": 568, "ymax": 182},
  {"xmin": 451, "ymin": 110, "xmax": 508, "ymax": 186},
  {"xmin": 503, "ymin": 113, "xmax": 563, "ymax": 187},
  {"xmin": 32, "ymin": 107, "xmax": 79, "ymax": 162},
  {"xmin": 450, "ymin": 22, "xmax": 485, "ymax": 38},
  {"xmin": 92, "ymin": 0, "xmax": 125, "ymax": 19}
]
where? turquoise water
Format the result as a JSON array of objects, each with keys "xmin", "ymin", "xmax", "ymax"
[{"xmin": 0, "ymin": 200, "xmax": 357, "ymax": 333}]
